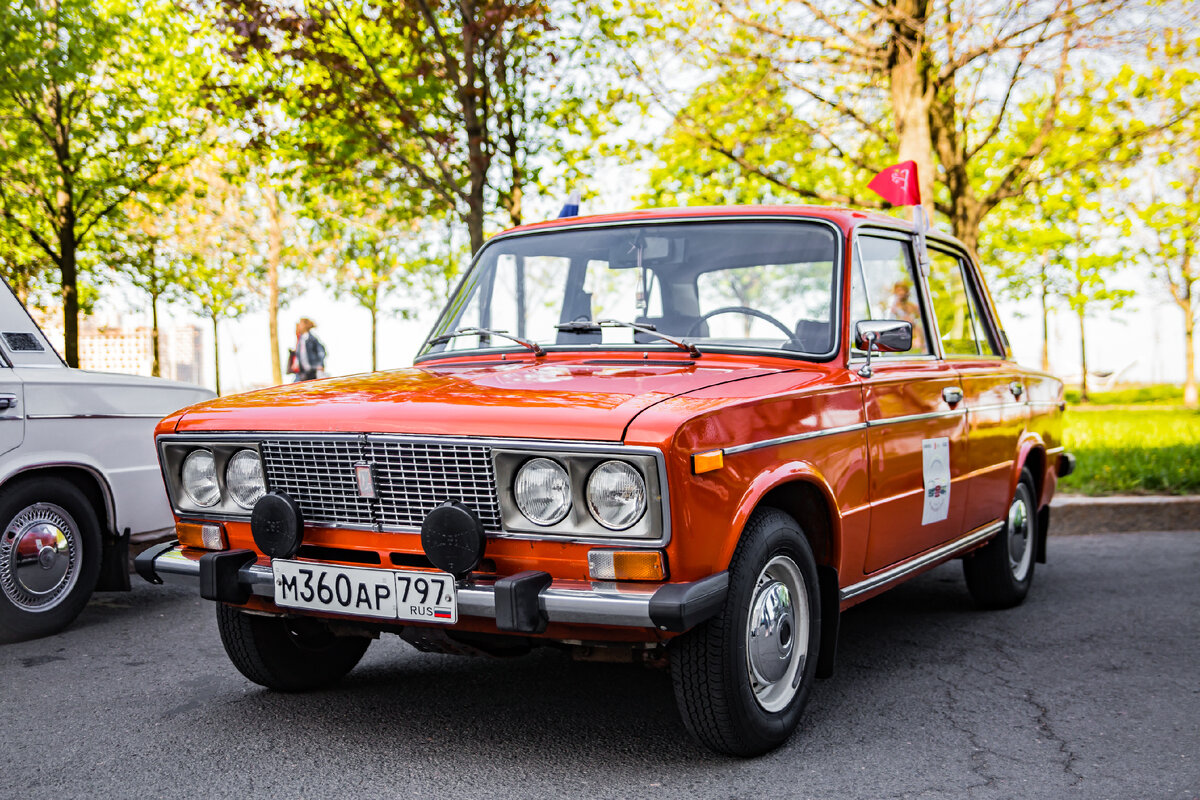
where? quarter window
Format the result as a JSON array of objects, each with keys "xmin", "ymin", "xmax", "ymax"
[
  {"xmin": 927, "ymin": 250, "xmax": 999, "ymax": 356},
  {"xmin": 850, "ymin": 235, "xmax": 930, "ymax": 355}
]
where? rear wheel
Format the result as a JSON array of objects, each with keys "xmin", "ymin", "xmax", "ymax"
[
  {"xmin": 963, "ymin": 469, "xmax": 1038, "ymax": 609},
  {"xmin": 670, "ymin": 508, "xmax": 821, "ymax": 756},
  {"xmin": 0, "ymin": 478, "xmax": 102, "ymax": 643},
  {"xmin": 216, "ymin": 604, "xmax": 371, "ymax": 691}
]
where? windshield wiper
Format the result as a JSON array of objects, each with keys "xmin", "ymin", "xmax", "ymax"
[
  {"xmin": 429, "ymin": 327, "xmax": 546, "ymax": 357},
  {"xmin": 554, "ymin": 318, "xmax": 701, "ymax": 357}
]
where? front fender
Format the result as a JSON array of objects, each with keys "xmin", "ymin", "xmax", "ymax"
[{"xmin": 719, "ymin": 460, "xmax": 842, "ymax": 572}]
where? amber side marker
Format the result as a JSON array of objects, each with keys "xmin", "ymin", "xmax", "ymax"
[
  {"xmin": 692, "ymin": 449, "xmax": 725, "ymax": 474},
  {"xmin": 177, "ymin": 521, "xmax": 227, "ymax": 551},
  {"xmin": 588, "ymin": 550, "xmax": 667, "ymax": 581}
]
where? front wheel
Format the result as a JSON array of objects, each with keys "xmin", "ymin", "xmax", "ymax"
[
  {"xmin": 216, "ymin": 604, "xmax": 371, "ymax": 691},
  {"xmin": 0, "ymin": 478, "xmax": 102, "ymax": 643},
  {"xmin": 670, "ymin": 508, "xmax": 821, "ymax": 756},
  {"xmin": 963, "ymin": 469, "xmax": 1038, "ymax": 609}
]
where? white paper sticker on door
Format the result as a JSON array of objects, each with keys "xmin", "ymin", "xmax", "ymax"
[{"xmin": 922, "ymin": 437, "xmax": 951, "ymax": 525}]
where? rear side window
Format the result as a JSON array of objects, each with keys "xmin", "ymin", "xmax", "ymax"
[
  {"xmin": 850, "ymin": 235, "xmax": 931, "ymax": 355},
  {"xmin": 927, "ymin": 250, "xmax": 999, "ymax": 357}
]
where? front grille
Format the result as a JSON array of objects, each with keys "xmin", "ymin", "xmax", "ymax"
[{"xmin": 260, "ymin": 436, "xmax": 502, "ymax": 533}]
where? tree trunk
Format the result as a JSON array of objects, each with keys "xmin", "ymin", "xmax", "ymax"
[
  {"xmin": 151, "ymin": 291, "xmax": 161, "ymax": 378},
  {"xmin": 1040, "ymin": 256, "xmax": 1051, "ymax": 373},
  {"xmin": 1077, "ymin": 304, "xmax": 1088, "ymax": 403},
  {"xmin": 212, "ymin": 315, "xmax": 221, "ymax": 396},
  {"xmin": 265, "ymin": 190, "xmax": 284, "ymax": 385},
  {"xmin": 887, "ymin": 0, "xmax": 936, "ymax": 219},
  {"xmin": 1185, "ymin": 307, "xmax": 1197, "ymax": 408},
  {"xmin": 58, "ymin": 220, "xmax": 79, "ymax": 368},
  {"xmin": 460, "ymin": 7, "xmax": 489, "ymax": 254},
  {"xmin": 369, "ymin": 303, "xmax": 378, "ymax": 372}
]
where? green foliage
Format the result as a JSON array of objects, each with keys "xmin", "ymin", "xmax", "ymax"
[
  {"xmin": 1060, "ymin": 408, "xmax": 1200, "ymax": 495},
  {"xmin": 1127, "ymin": 30, "xmax": 1200, "ymax": 405},
  {"xmin": 313, "ymin": 179, "xmax": 462, "ymax": 370},
  {"xmin": 1063, "ymin": 384, "xmax": 1185, "ymax": 405},
  {"xmin": 217, "ymin": 0, "xmax": 613, "ymax": 250},
  {"xmin": 165, "ymin": 161, "xmax": 261, "ymax": 393},
  {"xmin": 0, "ymin": 0, "xmax": 219, "ymax": 362}
]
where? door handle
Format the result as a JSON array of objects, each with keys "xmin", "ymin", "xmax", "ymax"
[
  {"xmin": 1009, "ymin": 382, "xmax": 1024, "ymax": 399},
  {"xmin": 0, "ymin": 394, "xmax": 17, "ymax": 410},
  {"xmin": 942, "ymin": 387, "xmax": 963, "ymax": 406}
]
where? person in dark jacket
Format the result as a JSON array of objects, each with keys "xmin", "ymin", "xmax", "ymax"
[{"xmin": 287, "ymin": 317, "xmax": 326, "ymax": 382}]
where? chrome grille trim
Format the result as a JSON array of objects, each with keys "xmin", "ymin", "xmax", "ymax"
[
  {"xmin": 369, "ymin": 439, "xmax": 501, "ymax": 533},
  {"xmin": 260, "ymin": 435, "xmax": 502, "ymax": 533},
  {"xmin": 261, "ymin": 438, "xmax": 375, "ymax": 527}
]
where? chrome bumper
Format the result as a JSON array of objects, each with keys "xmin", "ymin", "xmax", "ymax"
[{"xmin": 137, "ymin": 544, "xmax": 728, "ymax": 633}]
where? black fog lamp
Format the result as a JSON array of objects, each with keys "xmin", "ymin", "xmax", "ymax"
[
  {"xmin": 421, "ymin": 501, "xmax": 486, "ymax": 579},
  {"xmin": 250, "ymin": 492, "xmax": 304, "ymax": 559}
]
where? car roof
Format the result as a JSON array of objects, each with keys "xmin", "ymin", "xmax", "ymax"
[{"xmin": 504, "ymin": 204, "xmax": 902, "ymax": 234}]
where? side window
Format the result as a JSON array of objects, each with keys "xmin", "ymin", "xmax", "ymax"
[
  {"xmin": 850, "ymin": 235, "xmax": 930, "ymax": 355},
  {"xmin": 927, "ymin": 250, "xmax": 999, "ymax": 356},
  {"xmin": 962, "ymin": 260, "xmax": 1001, "ymax": 357}
]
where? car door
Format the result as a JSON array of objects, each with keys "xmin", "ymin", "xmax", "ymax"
[
  {"xmin": 0, "ymin": 280, "xmax": 64, "ymax": 457},
  {"xmin": 0, "ymin": 358, "xmax": 23, "ymax": 457},
  {"xmin": 851, "ymin": 231, "xmax": 970, "ymax": 574},
  {"xmin": 925, "ymin": 247, "xmax": 1026, "ymax": 530}
]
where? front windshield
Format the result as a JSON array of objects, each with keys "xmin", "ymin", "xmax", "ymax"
[{"xmin": 422, "ymin": 220, "xmax": 840, "ymax": 359}]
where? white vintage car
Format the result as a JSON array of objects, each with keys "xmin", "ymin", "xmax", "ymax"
[{"xmin": 0, "ymin": 282, "xmax": 213, "ymax": 642}]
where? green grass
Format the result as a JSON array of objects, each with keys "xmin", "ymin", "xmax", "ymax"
[
  {"xmin": 1063, "ymin": 383, "xmax": 1184, "ymax": 406},
  {"xmin": 1059, "ymin": 407, "xmax": 1200, "ymax": 495}
]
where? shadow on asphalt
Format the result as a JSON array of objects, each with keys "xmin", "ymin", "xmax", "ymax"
[{"xmin": 145, "ymin": 562, "xmax": 1011, "ymax": 768}]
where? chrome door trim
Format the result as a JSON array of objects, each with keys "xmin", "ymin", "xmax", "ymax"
[
  {"xmin": 965, "ymin": 402, "xmax": 1024, "ymax": 414},
  {"xmin": 27, "ymin": 412, "xmax": 168, "ymax": 420},
  {"xmin": 865, "ymin": 408, "xmax": 966, "ymax": 426},
  {"xmin": 722, "ymin": 423, "xmax": 868, "ymax": 456},
  {"xmin": 839, "ymin": 520, "xmax": 1003, "ymax": 602},
  {"xmin": 713, "ymin": 407, "xmax": 968, "ymax": 457}
]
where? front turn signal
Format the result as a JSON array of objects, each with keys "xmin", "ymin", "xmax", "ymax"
[
  {"xmin": 177, "ymin": 521, "xmax": 228, "ymax": 551},
  {"xmin": 588, "ymin": 550, "xmax": 667, "ymax": 581}
]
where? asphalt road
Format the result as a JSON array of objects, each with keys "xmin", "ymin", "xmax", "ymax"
[{"xmin": 3, "ymin": 532, "xmax": 1197, "ymax": 800}]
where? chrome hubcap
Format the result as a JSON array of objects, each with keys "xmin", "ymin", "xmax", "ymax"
[
  {"xmin": 745, "ymin": 555, "xmax": 809, "ymax": 712},
  {"xmin": 1, "ymin": 503, "xmax": 80, "ymax": 612},
  {"xmin": 1007, "ymin": 492, "xmax": 1032, "ymax": 582}
]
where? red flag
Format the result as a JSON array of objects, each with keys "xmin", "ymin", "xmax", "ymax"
[{"xmin": 868, "ymin": 161, "xmax": 921, "ymax": 207}]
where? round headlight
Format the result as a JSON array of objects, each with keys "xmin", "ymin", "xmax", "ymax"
[
  {"xmin": 514, "ymin": 458, "xmax": 571, "ymax": 526},
  {"xmin": 586, "ymin": 461, "xmax": 647, "ymax": 530},
  {"xmin": 226, "ymin": 449, "xmax": 266, "ymax": 509},
  {"xmin": 181, "ymin": 449, "xmax": 220, "ymax": 508}
]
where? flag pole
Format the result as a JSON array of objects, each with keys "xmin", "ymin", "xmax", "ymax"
[{"xmin": 913, "ymin": 204, "xmax": 930, "ymax": 276}]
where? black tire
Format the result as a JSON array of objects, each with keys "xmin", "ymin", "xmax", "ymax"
[
  {"xmin": 216, "ymin": 603, "xmax": 371, "ymax": 691},
  {"xmin": 963, "ymin": 469, "xmax": 1038, "ymax": 609},
  {"xmin": 0, "ymin": 477, "xmax": 102, "ymax": 643},
  {"xmin": 670, "ymin": 507, "xmax": 821, "ymax": 757}
]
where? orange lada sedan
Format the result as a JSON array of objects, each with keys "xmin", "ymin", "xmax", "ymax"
[{"xmin": 138, "ymin": 206, "xmax": 1074, "ymax": 756}]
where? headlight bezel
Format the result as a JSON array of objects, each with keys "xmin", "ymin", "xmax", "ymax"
[
  {"xmin": 181, "ymin": 448, "xmax": 221, "ymax": 508},
  {"xmin": 225, "ymin": 449, "xmax": 267, "ymax": 510},
  {"xmin": 494, "ymin": 446, "xmax": 667, "ymax": 543},
  {"xmin": 513, "ymin": 457, "xmax": 573, "ymax": 526},
  {"xmin": 586, "ymin": 460, "xmax": 648, "ymax": 531},
  {"xmin": 159, "ymin": 440, "xmax": 270, "ymax": 518}
]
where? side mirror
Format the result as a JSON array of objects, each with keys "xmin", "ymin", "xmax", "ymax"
[{"xmin": 855, "ymin": 320, "xmax": 913, "ymax": 378}]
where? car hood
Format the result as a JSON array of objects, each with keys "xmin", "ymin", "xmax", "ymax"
[
  {"xmin": 171, "ymin": 359, "xmax": 786, "ymax": 441},
  {"xmin": 15, "ymin": 365, "xmax": 214, "ymax": 417}
]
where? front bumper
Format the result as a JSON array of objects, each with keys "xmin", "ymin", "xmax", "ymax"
[{"xmin": 136, "ymin": 544, "xmax": 729, "ymax": 634}]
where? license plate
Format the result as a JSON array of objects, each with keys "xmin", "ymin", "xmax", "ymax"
[{"xmin": 272, "ymin": 560, "xmax": 457, "ymax": 624}]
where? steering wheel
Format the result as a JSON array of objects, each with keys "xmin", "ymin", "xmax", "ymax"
[{"xmin": 687, "ymin": 306, "xmax": 799, "ymax": 345}]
